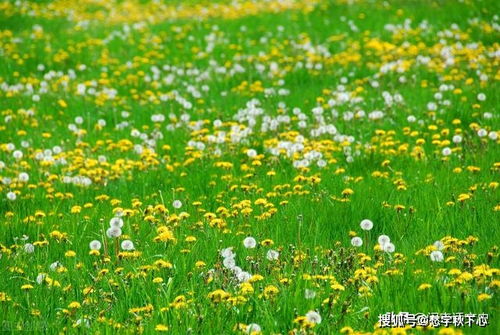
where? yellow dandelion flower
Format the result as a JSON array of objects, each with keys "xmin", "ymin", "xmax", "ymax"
[{"xmin": 155, "ymin": 324, "xmax": 169, "ymax": 332}]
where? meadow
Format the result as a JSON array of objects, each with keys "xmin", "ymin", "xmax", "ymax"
[{"xmin": 0, "ymin": 0, "xmax": 499, "ymax": 333}]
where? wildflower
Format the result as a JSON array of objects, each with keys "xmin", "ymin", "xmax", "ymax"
[
  {"xmin": 305, "ymin": 289, "xmax": 316, "ymax": 299},
  {"xmin": 260, "ymin": 239, "xmax": 274, "ymax": 246},
  {"xmin": 418, "ymin": 283, "xmax": 432, "ymax": 291},
  {"xmin": 68, "ymin": 301, "xmax": 81, "ymax": 309},
  {"xmin": 237, "ymin": 271, "xmax": 252, "ymax": 282},
  {"xmin": 223, "ymin": 257, "xmax": 236, "ymax": 269},
  {"xmin": 13, "ymin": 150, "xmax": 23, "ymax": 160},
  {"xmin": 49, "ymin": 261, "xmax": 61, "ymax": 271},
  {"xmin": 154, "ymin": 226, "xmax": 176, "ymax": 243},
  {"xmin": 452, "ymin": 135, "xmax": 462, "ymax": 143},
  {"xmin": 24, "ymin": 243, "xmax": 35, "ymax": 253},
  {"xmin": 433, "ymin": 240, "xmax": 444, "ymax": 250},
  {"xmin": 121, "ymin": 240, "xmax": 134, "ymax": 251},
  {"xmin": 208, "ymin": 289, "xmax": 230, "ymax": 303},
  {"xmin": 172, "ymin": 200, "xmax": 182, "ymax": 209},
  {"xmin": 246, "ymin": 323, "xmax": 261, "ymax": 334},
  {"xmin": 477, "ymin": 293, "xmax": 491, "ymax": 302},
  {"xmin": 243, "ymin": 237, "xmax": 257, "ymax": 249},
  {"xmin": 6, "ymin": 192, "xmax": 16, "ymax": 201},
  {"xmin": 221, "ymin": 247, "xmax": 235, "ymax": 259},
  {"xmin": 155, "ymin": 324, "xmax": 169, "ymax": 332},
  {"xmin": 106, "ymin": 227, "xmax": 122, "ymax": 238},
  {"xmin": 378, "ymin": 235, "xmax": 390, "ymax": 246},
  {"xmin": 360, "ymin": 219, "xmax": 373, "ymax": 231},
  {"xmin": 36, "ymin": 273, "xmax": 46, "ymax": 284},
  {"xmin": 442, "ymin": 147, "xmax": 452, "ymax": 156},
  {"xmin": 263, "ymin": 285, "xmax": 279, "ymax": 299},
  {"xmin": 246, "ymin": 149, "xmax": 257, "ymax": 158},
  {"xmin": 342, "ymin": 188, "xmax": 354, "ymax": 196},
  {"xmin": 185, "ymin": 236, "xmax": 197, "ymax": 242},
  {"xmin": 305, "ymin": 310, "xmax": 322, "ymax": 324},
  {"xmin": 75, "ymin": 318, "xmax": 90, "ymax": 328},
  {"xmin": 266, "ymin": 249, "xmax": 279, "ymax": 261},
  {"xmin": 382, "ymin": 243, "xmax": 395, "ymax": 253},
  {"xmin": 351, "ymin": 237, "xmax": 363, "ymax": 247},
  {"xmin": 331, "ymin": 283, "xmax": 345, "ymax": 291},
  {"xmin": 89, "ymin": 240, "xmax": 102, "ymax": 250},
  {"xmin": 109, "ymin": 217, "xmax": 124, "ymax": 228},
  {"xmin": 430, "ymin": 250, "xmax": 444, "ymax": 262}
]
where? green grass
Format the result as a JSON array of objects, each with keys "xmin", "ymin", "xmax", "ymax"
[{"xmin": 0, "ymin": 0, "xmax": 499, "ymax": 333}]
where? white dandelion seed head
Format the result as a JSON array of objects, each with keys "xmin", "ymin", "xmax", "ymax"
[
  {"xmin": 246, "ymin": 149, "xmax": 257, "ymax": 158},
  {"xmin": 433, "ymin": 240, "xmax": 445, "ymax": 250},
  {"xmin": 7, "ymin": 191, "xmax": 16, "ymax": 201},
  {"xmin": 452, "ymin": 135, "xmax": 462, "ymax": 144},
  {"xmin": 13, "ymin": 150, "xmax": 23, "ymax": 160},
  {"xmin": 360, "ymin": 219, "xmax": 373, "ymax": 231},
  {"xmin": 120, "ymin": 240, "xmax": 134, "ymax": 251},
  {"xmin": 317, "ymin": 159, "xmax": 327, "ymax": 168},
  {"xmin": 378, "ymin": 235, "xmax": 391, "ymax": 246},
  {"xmin": 18, "ymin": 172, "xmax": 29, "ymax": 182},
  {"xmin": 383, "ymin": 242, "xmax": 395, "ymax": 253},
  {"xmin": 246, "ymin": 323, "xmax": 261, "ymax": 334},
  {"xmin": 243, "ymin": 236, "xmax": 257, "ymax": 249},
  {"xmin": 266, "ymin": 249, "xmax": 279, "ymax": 261},
  {"xmin": 24, "ymin": 243, "xmax": 35, "ymax": 253},
  {"xmin": 89, "ymin": 240, "xmax": 102, "ymax": 250},
  {"xmin": 442, "ymin": 147, "xmax": 452, "ymax": 156},
  {"xmin": 49, "ymin": 261, "xmax": 61, "ymax": 271},
  {"xmin": 477, "ymin": 129, "xmax": 487, "ymax": 137},
  {"xmin": 36, "ymin": 273, "xmax": 46, "ymax": 284},
  {"xmin": 430, "ymin": 250, "xmax": 444, "ymax": 262},
  {"xmin": 304, "ymin": 289, "xmax": 316, "ymax": 299},
  {"xmin": 109, "ymin": 217, "xmax": 124, "ymax": 228},
  {"xmin": 223, "ymin": 257, "xmax": 236, "ymax": 269},
  {"xmin": 106, "ymin": 226, "xmax": 122, "ymax": 238},
  {"xmin": 351, "ymin": 237, "xmax": 363, "ymax": 247},
  {"xmin": 237, "ymin": 271, "xmax": 252, "ymax": 283},
  {"xmin": 172, "ymin": 200, "xmax": 182, "ymax": 209},
  {"xmin": 76, "ymin": 318, "xmax": 91, "ymax": 328},
  {"xmin": 305, "ymin": 310, "xmax": 322, "ymax": 324},
  {"xmin": 221, "ymin": 247, "xmax": 235, "ymax": 259}
]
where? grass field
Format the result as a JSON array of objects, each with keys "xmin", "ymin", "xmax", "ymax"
[{"xmin": 0, "ymin": 0, "xmax": 499, "ymax": 333}]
